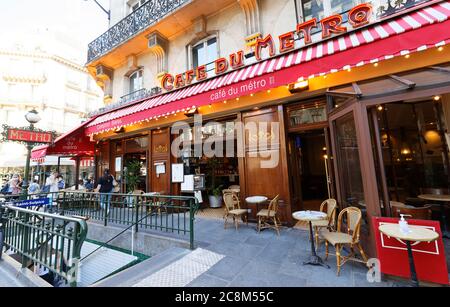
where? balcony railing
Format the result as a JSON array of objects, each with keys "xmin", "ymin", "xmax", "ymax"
[
  {"xmin": 376, "ymin": 0, "xmax": 429, "ymax": 18},
  {"xmin": 88, "ymin": 87, "xmax": 162, "ymax": 117},
  {"xmin": 87, "ymin": 0, "xmax": 191, "ymax": 63}
]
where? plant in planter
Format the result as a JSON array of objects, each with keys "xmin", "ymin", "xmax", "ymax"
[
  {"xmin": 124, "ymin": 160, "xmax": 142, "ymax": 207},
  {"xmin": 206, "ymin": 157, "xmax": 223, "ymax": 208}
]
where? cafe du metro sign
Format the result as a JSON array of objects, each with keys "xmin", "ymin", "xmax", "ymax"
[{"xmin": 161, "ymin": 3, "xmax": 373, "ymax": 91}]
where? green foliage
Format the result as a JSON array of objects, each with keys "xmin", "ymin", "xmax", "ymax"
[
  {"xmin": 124, "ymin": 160, "xmax": 142, "ymax": 193},
  {"xmin": 206, "ymin": 157, "xmax": 223, "ymax": 196}
]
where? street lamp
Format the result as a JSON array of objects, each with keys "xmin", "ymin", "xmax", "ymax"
[
  {"xmin": 22, "ymin": 110, "xmax": 41, "ymax": 198},
  {"xmin": 84, "ymin": 0, "xmax": 111, "ymax": 22}
]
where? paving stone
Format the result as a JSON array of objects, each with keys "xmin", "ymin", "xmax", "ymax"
[
  {"xmin": 203, "ymin": 256, "xmax": 250, "ymax": 282},
  {"xmin": 186, "ymin": 274, "xmax": 229, "ymax": 287}
]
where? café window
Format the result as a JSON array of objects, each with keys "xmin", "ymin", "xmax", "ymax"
[
  {"xmin": 190, "ymin": 36, "xmax": 218, "ymax": 72},
  {"xmin": 125, "ymin": 136, "xmax": 149, "ymax": 152},
  {"xmin": 129, "ymin": 69, "xmax": 143, "ymax": 93}
]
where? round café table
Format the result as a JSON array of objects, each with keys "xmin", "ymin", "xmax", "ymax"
[
  {"xmin": 293, "ymin": 211, "xmax": 329, "ymax": 268},
  {"xmin": 379, "ymin": 223, "xmax": 439, "ymax": 287},
  {"xmin": 418, "ymin": 194, "xmax": 450, "ymax": 239},
  {"xmin": 246, "ymin": 196, "xmax": 268, "ymax": 230}
]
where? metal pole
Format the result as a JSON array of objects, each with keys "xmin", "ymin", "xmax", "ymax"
[{"xmin": 21, "ymin": 143, "xmax": 33, "ymax": 200}]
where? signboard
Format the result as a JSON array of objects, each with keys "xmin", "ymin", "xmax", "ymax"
[
  {"xmin": 7, "ymin": 129, "xmax": 53, "ymax": 143},
  {"xmin": 161, "ymin": 3, "xmax": 373, "ymax": 91},
  {"xmin": 171, "ymin": 163, "xmax": 184, "ymax": 183},
  {"xmin": 372, "ymin": 217, "xmax": 449, "ymax": 285},
  {"xmin": 13, "ymin": 198, "xmax": 51, "ymax": 208}
]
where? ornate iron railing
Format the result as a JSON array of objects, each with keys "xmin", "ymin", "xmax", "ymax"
[
  {"xmin": 88, "ymin": 87, "xmax": 162, "ymax": 117},
  {"xmin": 87, "ymin": 0, "xmax": 191, "ymax": 63},
  {"xmin": 0, "ymin": 201, "xmax": 87, "ymax": 287}
]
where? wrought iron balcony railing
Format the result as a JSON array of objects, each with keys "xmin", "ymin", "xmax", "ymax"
[
  {"xmin": 88, "ymin": 87, "xmax": 162, "ymax": 117},
  {"xmin": 87, "ymin": 0, "xmax": 191, "ymax": 63}
]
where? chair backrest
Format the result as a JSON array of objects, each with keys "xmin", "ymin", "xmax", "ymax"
[
  {"xmin": 337, "ymin": 207, "xmax": 362, "ymax": 243},
  {"xmin": 229, "ymin": 185, "xmax": 240, "ymax": 190},
  {"xmin": 222, "ymin": 189, "xmax": 240, "ymax": 212},
  {"xmin": 392, "ymin": 205, "xmax": 432, "ymax": 220},
  {"xmin": 268, "ymin": 195, "xmax": 280, "ymax": 213},
  {"xmin": 320, "ymin": 199, "xmax": 337, "ymax": 228}
]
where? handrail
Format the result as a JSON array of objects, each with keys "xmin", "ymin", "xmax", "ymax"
[
  {"xmin": 80, "ymin": 206, "xmax": 163, "ymax": 262},
  {"xmin": 0, "ymin": 204, "xmax": 87, "ymax": 287}
]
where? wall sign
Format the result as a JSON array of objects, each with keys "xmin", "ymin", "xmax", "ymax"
[
  {"xmin": 7, "ymin": 129, "xmax": 53, "ymax": 143},
  {"xmin": 161, "ymin": 3, "xmax": 373, "ymax": 91},
  {"xmin": 171, "ymin": 163, "xmax": 184, "ymax": 183}
]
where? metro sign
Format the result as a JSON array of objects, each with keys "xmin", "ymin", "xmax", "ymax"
[
  {"xmin": 7, "ymin": 129, "xmax": 53, "ymax": 143},
  {"xmin": 161, "ymin": 3, "xmax": 373, "ymax": 91}
]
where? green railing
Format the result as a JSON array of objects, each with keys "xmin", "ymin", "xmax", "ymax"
[
  {"xmin": 55, "ymin": 191, "xmax": 199, "ymax": 250},
  {"xmin": 0, "ymin": 203, "xmax": 87, "ymax": 287}
]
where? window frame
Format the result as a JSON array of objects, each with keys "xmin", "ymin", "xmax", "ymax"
[
  {"xmin": 128, "ymin": 69, "xmax": 144, "ymax": 94},
  {"xmin": 187, "ymin": 34, "xmax": 220, "ymax": 72}
]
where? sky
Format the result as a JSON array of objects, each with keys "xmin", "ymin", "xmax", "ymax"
[{"xmin": 0, "ymin": 0, "xmax": 110, "ymax": 64}]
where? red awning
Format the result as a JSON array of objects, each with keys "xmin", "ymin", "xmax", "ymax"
[
  {"xmin": 31, "ymin": 119, "xmax": 95, "ymax": 161},
  {"xmin": 86, "ymin": 2, "xmax": 450, "ymax": 135}
]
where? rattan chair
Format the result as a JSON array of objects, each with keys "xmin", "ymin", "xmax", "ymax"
[
  {"xmin": 257, "ymin": 195, "xmax": 281, "ymax": 236},
  {"xmin": 322, "ymin": 207, "xmax": 368, "ymax": 276},
  {"xmin": 223, "ymin": 189, "xmax": 248, "ymax": 230},
  {"xmin": 312, "ymin": 199, "xmax": 337, "ymax": 248}
]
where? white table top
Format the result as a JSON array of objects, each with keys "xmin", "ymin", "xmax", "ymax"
[
  {"xmin": 379, "ymin": 223, "xmax": 439, "ymax": 242},
  {"xmin": 245, "ymin": 196, "xmax": 268, "ymax": 204},
  {"xmin": 292, "ymin": 211, "xmax": 327, "ymax": 222},
  {"xmin": 418, "ymin": 194, "xmax": 450, "ymax": 202}
]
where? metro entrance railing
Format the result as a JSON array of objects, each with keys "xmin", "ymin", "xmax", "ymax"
[{"xmin": 0, "ymin": 203, "xmax": 87, "ymax": 287}]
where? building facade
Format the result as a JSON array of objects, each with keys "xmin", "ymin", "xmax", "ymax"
[
  {"xmin": 0, "ymin": 33, "xmax": 104, "ymax": 183},
  {"xmin": 35, "ymin": 0, "xmax": 450, "ymax": 254}
]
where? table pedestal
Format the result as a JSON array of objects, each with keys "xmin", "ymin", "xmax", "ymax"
[
  {"xmin": 303, "ymin": 221, "xmax": 329, "ymax": 268},
  {"xmin": 406, "ymin": 240, "xmax": 419, "ymax": 287},
  {"xmin": 439, "ymin": 205, "xmax": 450, "ymax": 239}
]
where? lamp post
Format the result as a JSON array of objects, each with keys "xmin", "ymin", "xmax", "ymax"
[
  {"xmin": 22, "ymin": 110, "xmax": 41, "ymax": 198},
  {"xmin": 84, "ymin": 0, "xmax": 110, "ymax": 22}
]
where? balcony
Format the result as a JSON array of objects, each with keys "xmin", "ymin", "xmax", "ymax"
[
  {"xmin": 88, "ymin": 0, "xmax": 191, "ymax": 63},
  {"xmin": 86, "ymin": 0, "xmax": 236, "ymax": 68}
]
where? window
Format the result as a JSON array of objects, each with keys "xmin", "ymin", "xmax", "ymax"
[
  {"xmin": 300, "ymin": 0, "xmax": 363, "ymax": 21},
  {"xmin": 66, "ymin": 88, "xmax": 80, "ymax": 108},
  {"xmin": 129, "ymin": 70, "xmax": 144, "ymax": 93},
  {"xmin": 191, "ymin": 36, "xmax": 218, "ymax": 72},
  {"xmin": 128, "ymin": 0, "xmax": 146, "ymax": 13}
]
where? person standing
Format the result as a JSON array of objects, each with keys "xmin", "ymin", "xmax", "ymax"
[
  {"xmin": 8, "ymin": 174, "xmax": 21, "ymax": 197},
  {"xmin": 96, "ymin": 169, "xmax": 115, "ymax": 215},
  {"xmin": 57, "ymin": 175, "xmax": 65, "ymax": 190},
  {"xmin": 45, "ymin": 172, "xmax": 60, "ymax": 210},
  {"xmin": 28, "ymin": 179, "xmax": 41, "ymax": 195}
]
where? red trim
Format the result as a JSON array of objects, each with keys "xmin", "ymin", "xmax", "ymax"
[{"xmin": 85, "ymin": 19, "xmax": 450, "ymax": 135}]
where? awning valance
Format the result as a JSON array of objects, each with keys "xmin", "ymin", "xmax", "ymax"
[
  {"xmin": 85, "ymin": 1, "xmax": 450, "ymax": 135},
  {"xmin": 31, "ymin": 120, "xmax": 95, "ymax": 161}
]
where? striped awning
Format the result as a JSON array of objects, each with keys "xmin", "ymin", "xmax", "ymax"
[{"xmin": 86, "ymin": 1, "xmax": 450, "ymax": 135}]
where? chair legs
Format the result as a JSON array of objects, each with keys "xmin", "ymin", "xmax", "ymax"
[
  {"xmin": 336, "ymin": 244, "xmax": 342, "ymax": 276},
  {"xmin": 357, "ymin": 243, "xmax": 369, "ymax": 263},
  {"xmin": 273, "ymin": 216, "xmax": 280, "ymax": 236},
  {"xmin": 325, "ymin": 241, "xmax": 329, "ymax": 260},
  {"xmin": 224, "ymin": 214, "xmax": 228, "ymax": 229}
]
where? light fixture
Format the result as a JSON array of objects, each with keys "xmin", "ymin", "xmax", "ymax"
[
  {"xmin": 373, "ymin": 62, "xmax": 379, "ymax": 67},
  {"xmin": 114, "ymin": 127, "xmax": 125, "ymax": 134},
  {"xmin": 438, "ymin": 46, "xmax": 444, "ymax": 51},
  {"xmin": 404, "ymin": 54, "xmax": 410, "ymax": 59},
  {"xmin": 267, "ymin": 90, "xmax": 271, "ymax": 94},
  {"xmin": 288, "ymin": 79, "xmax": 309, "ymax": 93},
  {"xmin": 184, "ymin": 107, "xmax": 198, "ymax": 117},
  {"xmin": 433, "ymin": 96, "xmax": 441, "ymax": 101},
  {"xmin": 25, "ymin": 109, "xmax": 41, "ymax": 124},
  {"xmin": 377, "ymin": 105, "xmax": 384, "ymax": 111}
]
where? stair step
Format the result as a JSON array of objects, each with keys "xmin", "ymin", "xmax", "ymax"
[{"xmin": 91, "ymin": 247, "xmax": 191, "ymax": 287}]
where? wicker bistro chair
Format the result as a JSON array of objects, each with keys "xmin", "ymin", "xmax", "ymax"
[
  {"xmin": 257, "ymin": 195, "xmax": 281, "ymax": 236},
  {"xmin": 312, "ymin": 199, "xmax": 338, "ymax": 249},
  {"xmin": 222, "ymin": 189, "xmax": 248, "ymax": 230},
  {"xmin": 322, "ymin": 207, "xmax": 369, "ymax": 276},
  {"xmin": 392, "ymin": 205, "xmax": 433, "ymax": 220}
]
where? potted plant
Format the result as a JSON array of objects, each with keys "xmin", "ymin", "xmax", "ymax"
[
  {"xmin": 206, "ymin": 157, "xmax": 223, "ymax": 208},
  {"xmin": 124, "ymin": 160, "xmax": 142, "ymax": 207}
]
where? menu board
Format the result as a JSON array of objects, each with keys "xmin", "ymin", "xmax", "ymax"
[
  {"xmin": 172, "ymin": 163, "xmax": 184, "ymax": 183},
  {"xmin": 181, "ymin": 175, "xmax": 194, "ymax": 192}
]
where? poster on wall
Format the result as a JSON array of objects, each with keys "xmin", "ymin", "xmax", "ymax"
[
  {"xmin": 171, "ymin": 163, "xmax": 184, "ymax": 183},
  {"xmin": 372, "ymin": 217, "xmax": 449, "ymax": 285}
]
